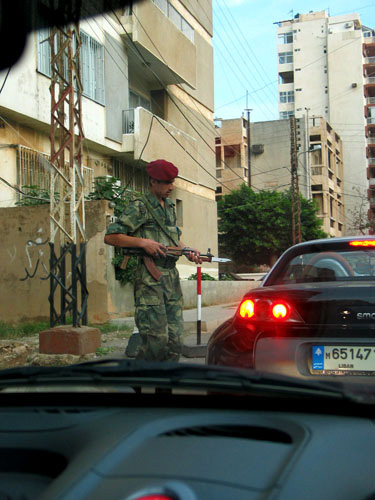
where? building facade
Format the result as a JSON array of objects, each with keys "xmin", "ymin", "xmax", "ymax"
[
  {"xmin": 277, "ymin": 10, "xmax": 374, "ymax": 234},
  {"xmin": 215, "ymin": 116, "xmax": 345, "ymax": 237},
  {"xmin": 0, "ymin": 0, "xmax": 217, "ymax": 278}
]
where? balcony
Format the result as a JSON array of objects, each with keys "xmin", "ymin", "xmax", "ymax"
[
  {"xmin": 368, "ymin": 136, "xmax": 375, "ymax": 145},
  {"xmin": 120, "ymin": 1, "xmax": 196, "ymax": 89},
  {"xmin": 367, "ymin": 97, "xmax": 375, "ymax": 105},
  {"xmin": 365, "ymin": 57, "xmax": 375, "ymax": 64},
  {"xmin": 122, "ymin": 107, "xmax": 198, "ymax": 181},
  {"xmin": 369, "ymin": 178, "xmax": 375, "ymax": 187},
  {"xmin": 365, "ymin": 77, "xmax": 375, "ymax": 84},
  {"xmin": 368, "ymin": 157, "xmax": 375, "ymax": 165}
]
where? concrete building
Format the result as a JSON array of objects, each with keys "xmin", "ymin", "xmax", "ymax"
[
  {"xmin": 215, "ymin": 116, "xmax": 345, "ymax": 237},
  {"xmin": 0, "ymin": 0, "xmax": 217, "ymax": 279},
  {"xmin": 276, "ymin": 10, "xmax": 374, "ymax": 234}
]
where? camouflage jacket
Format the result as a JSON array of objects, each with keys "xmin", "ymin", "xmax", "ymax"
[{"xmin": 106, "ymin": 190, "xmax": 182, "ymax": 266}]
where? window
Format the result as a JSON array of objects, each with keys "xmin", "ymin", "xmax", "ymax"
[
  {"xmin": 129, "ymin": 90, "xmax": 151, "ymax": 110},
  {"xmin": 280, "ymin": 111, "xmax": 294, "ymax": 120},
  {"xmin": 37, "ymin": 29, "xmax": 52, "ymax": 77},
  {"xmin": 280, "ymin": 91, "xmax": 294, "ymax": 103},
  {"xmin": 279, "ymin": 51, "xmax": 293, "ymax": 64},
  {"xmin": 37, "ymin": 29, "xmax": 105, "ymax": 105},
  {"xmin": 80, "ymin": 31, "xmax": 105, "ymax": 104},
  {"xmin": 152, "ymin": 0, "xmax": 194, "ymax": 42},
  {"xmin": 278, "ymin": 32, "xmax": 293, "ymax": 44},
  {"xmin": 17, "ymin": 145, "xmax": 94, "ymax": 201}
]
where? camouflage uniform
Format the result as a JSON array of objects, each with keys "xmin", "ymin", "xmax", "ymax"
[{"xmin": 106, "ymin": 191, "xmax": 183, "ymax": 362}]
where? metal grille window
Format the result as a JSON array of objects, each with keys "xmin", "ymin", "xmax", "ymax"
[
  {"xmin": 37, "ymin": 29, "xmax": 52, "ymax": 77},
  {"xmin": 151, "ymin": 0, "xmax": 194, "ymax": 42},
  {"xmin": 17, "ymin": 146, "xmax": 94, "ymax": 201},
  {"xmin": 81, "ymin": 31, "xmax": 105, "ymax": 104},
  {"xmin": 36, "ymin": 29, "xmax": 104, "ymax": 104},
  {"xmin": 278, "ymin": 51, "xmax": 293, "ymax": 64},
  {"xmin": 278, "ymin": 32, "xmax": 293, "ymax": 44},
  {"xmin": 113, "ymin": 159, "xmax": 149, "ymax": 193},
  {"xmin": 280, "ymin": 91, "xmax": 294, "ymax": 103}
]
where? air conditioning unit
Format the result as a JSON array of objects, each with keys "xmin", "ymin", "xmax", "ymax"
[
  {"xmin": 251, "ymin": 144, "xmax": 264, "ymax": 155},
  {"xmin": 344, "ymin": 22, "xmax": 352, "ymax": 28}
]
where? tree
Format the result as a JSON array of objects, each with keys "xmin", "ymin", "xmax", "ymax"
[{"xmin": 218, "ymin": 184, "xmax": 327, "ymax": 267}]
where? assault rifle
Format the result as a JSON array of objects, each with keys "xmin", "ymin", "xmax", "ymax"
[{"xmin": 120, "ymin": 247, "xmax": 230, "ymax": 281}]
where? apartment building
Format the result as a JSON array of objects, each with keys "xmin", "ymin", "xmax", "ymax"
[
  {"xmin": 0, "ymin": 0, "xmax": 216, "ymax": 278},
  {"xmin": 215, "ymin": 116, "xmax": 345, "ymax": 237},
  {"xmin": 277, "ymin": 10, "xmax": 374, "ymax": 234}
]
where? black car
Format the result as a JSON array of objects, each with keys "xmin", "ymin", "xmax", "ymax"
[{"xmin": 207, "ymin": 236, "xmax": 375, "ymax": 378}]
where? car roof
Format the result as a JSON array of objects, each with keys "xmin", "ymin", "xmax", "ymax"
[{"xmin": 289, "ymin": 235, "xmax": 375, "ymax": 250}]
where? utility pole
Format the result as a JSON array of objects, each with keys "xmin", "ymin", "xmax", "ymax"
[
  {"xmin": 290, "ymin": 116, "xmax": 301, "ymax": 244},
  {"xmin": 245, "ymin": 91, "xmax": 252, "ymax": 187},
  {"xmin": 305, "ymin": 107, "xmax": 311, "ymax": 200},
  {"xmin": 49, "ymin": 24, "xmax": 87, "ymax": 327}
]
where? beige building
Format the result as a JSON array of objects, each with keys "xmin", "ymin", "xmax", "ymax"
[
  {"xmin": 0, "ymin": 0, "xmax": 217, "ymax": 279},
  {"xmin": 215, "ymin": 116, "xmax": 345, "ymax": 237},
  {"xmin": 277, "ymin": 10, "xmax": 374, "ymax": 234}
]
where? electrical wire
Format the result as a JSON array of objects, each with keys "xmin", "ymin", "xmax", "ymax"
[{"xmin": 0, "ymin": 67, "xmax": 11, "ymax": 95}]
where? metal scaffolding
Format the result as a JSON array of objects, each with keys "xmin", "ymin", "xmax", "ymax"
[{"xmin": 49, "ymin": 24, "xmax": 87, "ymax": 327}]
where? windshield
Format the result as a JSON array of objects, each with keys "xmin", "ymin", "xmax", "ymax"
[
  {"xmin": 270, "ymin": 248, "xmax": 375, "ymax": 285},
  {"xmin": 0, "ymin": 0, "xmax": 375, "ymax": 408}
]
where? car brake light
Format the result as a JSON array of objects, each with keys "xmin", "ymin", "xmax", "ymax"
[
  {"xmin": 349, "ymin": 240, "xmax": 375, "ymax": 247},
  {"xmin": 272, "ymin": 303, "xmax": 288, "ymax": 319},
  {"xmin": 239, "ymin": 299, "xmax": 255, "ymax": 318}
]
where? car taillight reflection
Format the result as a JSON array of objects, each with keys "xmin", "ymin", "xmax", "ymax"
[{"xmin": 239, "ymin": 299, "xmax": 255, "ymax": 318}]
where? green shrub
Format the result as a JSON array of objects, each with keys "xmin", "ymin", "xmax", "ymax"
[{"xmin": 188, "ymin": 272, "xmax": 216, "ymax": 281}]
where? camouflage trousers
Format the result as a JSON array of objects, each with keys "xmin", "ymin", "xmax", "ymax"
[{"xmin": 134, "ymin": 265, "xmax": 183, "ymax": 362}]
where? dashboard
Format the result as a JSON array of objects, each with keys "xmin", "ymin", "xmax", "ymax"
[{"xmin": 0, "ymin": 392, "xmax": 374, "ymax": 500}]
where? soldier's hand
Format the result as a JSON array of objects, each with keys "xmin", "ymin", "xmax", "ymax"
[
  {"xmin": 140, "ymin": 239, "xmax": 167, "ymax": 258},
  {"xmin": 186, "ymin": 249, "xmax": 202, "ymax": 264}
]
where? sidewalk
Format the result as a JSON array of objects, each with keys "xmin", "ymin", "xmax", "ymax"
[{"xmin": 110, "ymin": 302, "xmax": 238, "ymax": 360}]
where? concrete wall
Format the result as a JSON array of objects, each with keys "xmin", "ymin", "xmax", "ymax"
[{"xmin": 0, "ymin": 201, "xmax": 110, "ymax": 324}]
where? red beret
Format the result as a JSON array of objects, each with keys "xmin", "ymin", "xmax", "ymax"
[{"xmin": 146, "ymin": 159, "xmax": 178, "ymax": 181}]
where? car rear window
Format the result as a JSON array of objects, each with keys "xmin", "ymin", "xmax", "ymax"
[{"xmin": 273, "ymin": 249, "xmax": 375, "ymax": 285}]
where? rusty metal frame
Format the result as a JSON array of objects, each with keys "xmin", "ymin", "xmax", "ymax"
[{"xmin": 49, "ymin": 24, "xmax": 87, "ymax": 327}]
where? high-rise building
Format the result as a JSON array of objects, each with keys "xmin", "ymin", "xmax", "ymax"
[{"xmin": 277, "ymin": 10, "xmax": 374, "ymax": 234}]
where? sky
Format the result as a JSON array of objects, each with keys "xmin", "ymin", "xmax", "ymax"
[{"xmin": 212, "ymin": 0, "xmax": 375, "ymax": 122}]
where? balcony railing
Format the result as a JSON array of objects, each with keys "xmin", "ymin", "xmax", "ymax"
[
  {"xmin": 365, "ymin": 77, "xmax": 375, "ymax": 84},
  {"xmin": 368, "ymin": 157, "xmax": 375, "ymax": 165},
  {"xmin": 122, "ymin": 109, "xmax": 135, "ymax": 134},
  {"xmin": 367, "ymin": 97, "xmax": 375, "ymax": 105},
  {"xmin": 369, "ymin": 178, "xmax": 375, "ymax": 187},
  {"xmin": 364, "ymin": 36, "xmax": 375, "ymax": 44},
  {"xmin": 367, "ymin": 137, "xmax": 375, "ymax": 144},
  {"xmin": 365, "ymin": 57, "xmax": 375, "ymax": 65},
  {"xmin": 367, "ymin": 117, "xmax": 375, "ymax": 124}
]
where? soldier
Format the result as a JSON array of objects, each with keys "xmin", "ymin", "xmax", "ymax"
[{"xmin": 104, "ymin": 159, "xmax": 201, "ymax": 362}]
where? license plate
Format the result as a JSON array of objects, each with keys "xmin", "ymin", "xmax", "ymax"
[{"xmin": 312, "ymin": 345, "xmax": 375, "ymax": 372}]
